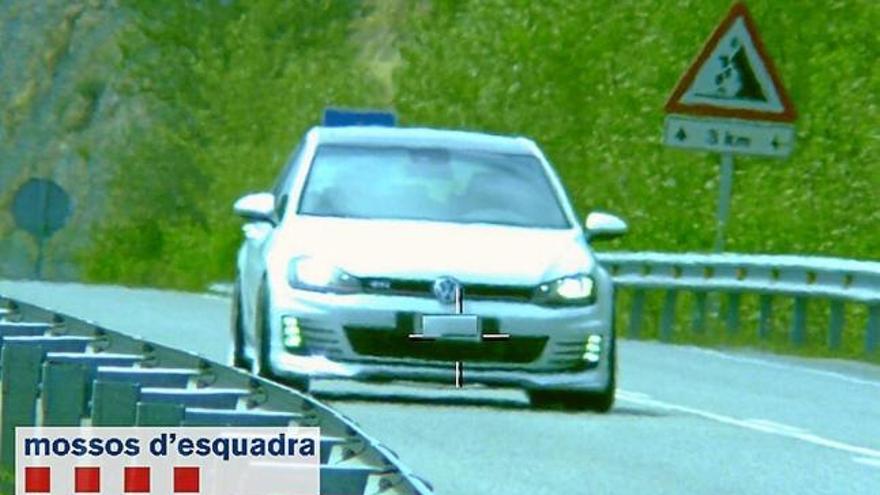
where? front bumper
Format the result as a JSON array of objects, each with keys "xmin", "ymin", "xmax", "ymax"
[
  {"xmin": 263, "ymin": 284, "xmax": 615, "ymax": 391},
  {"xmin": 271, "ymin": 353, "xmax": 611, "ymax": 391}
]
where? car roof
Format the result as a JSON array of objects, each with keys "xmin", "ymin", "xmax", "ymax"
[{"xmin": 310, "ymin": 126, "xmax": 537, "ymax": 155}]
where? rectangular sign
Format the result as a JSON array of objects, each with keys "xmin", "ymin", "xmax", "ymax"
[
  {"xmin": 421, "ymin": 315, "xmax": 480, "ymax": 340},
  {"xmin": 16, "ymin": 427, "xmax": 320, "ymax": 495},
  {"xmin": 322, "ymin": 108, "xmax": 396, "ymax": 127},
  {"xmin": 664, "ymin": 114, "xmax": 795, "ymax": 157}
]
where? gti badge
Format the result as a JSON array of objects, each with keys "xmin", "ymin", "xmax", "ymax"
[{"xmin": 432, "ymin": 276, "xmax": 461, "ymax": 305}]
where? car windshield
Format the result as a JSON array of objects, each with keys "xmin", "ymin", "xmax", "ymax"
[{"xmin": 297, "ymin": 144, "xmax": 571, "ymax": 228}]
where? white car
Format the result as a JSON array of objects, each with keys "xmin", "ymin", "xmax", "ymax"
[{"xmin": 231, "ymin": 124, "xmax": 627, "ymax": 411}]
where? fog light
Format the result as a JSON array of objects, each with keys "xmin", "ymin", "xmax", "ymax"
[
  {"xmin": 583, "ymin": 335, "xmax": 602, "ymax": 363},
  {"xmin": 281, "ymin": 316, "xmax": 302, "ymax": 349},
  {"xmin": 583, "ymin": 351, "xmax": 600, "ymax": 363}
]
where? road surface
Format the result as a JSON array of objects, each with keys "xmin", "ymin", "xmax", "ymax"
[{"xmin": 1, "ymin": 281, "xmax": 878, "ymax": 494}]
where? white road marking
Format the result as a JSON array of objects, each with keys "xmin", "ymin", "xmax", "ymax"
[
  {"xmin": 685, "ymin": 347, "xmax": 880, "ymax": 390},
  {"xmin": 207, "ymin": 283, "xmax": 234, "ymax": 296},
  {"xmin": 852, "ymin": 457, "xmax": 880, "ymax": 468},
  {"xmin": 617, "ymin": 390, "xmax": 651, "ymax": 401},
  {"xmin": 740, "ymin": 418, "xmax": 810, "ymax": 435},
  {"xmin": 201, "ymin": 293, "xmax": 229, "ymax": 302},
  {"xmin": 618, "ymin": 389, "xmax": 880, "ymax": 460}
]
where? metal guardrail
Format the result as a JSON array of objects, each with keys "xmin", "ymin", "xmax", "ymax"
[
  {"xmin": 597, "ymin": 252, "xmax": 880, "ymax": 353},
  {"xmin": 0, "ymin": 295, "xmax": 433, "ymax": 494}
]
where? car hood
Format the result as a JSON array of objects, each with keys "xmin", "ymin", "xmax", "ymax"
[{"xmin": 273, "ymin": 216, "xmax": 594, "ymax": 285}]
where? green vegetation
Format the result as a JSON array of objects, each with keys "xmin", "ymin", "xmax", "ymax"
[
  {"xmin": 0, "ymin": 467, "xmax": 11, "ymax": 494},
  {"xmin": 393, "ymin": 0, "xmax": 879, "ymax": 258},
  {"xmin": 87, "ymin": 0, "xmax": 879, "ymax": 289},
  {"xmin": 84, "ymin": 0, "xmax": 386, "ymax": 288},
  {"xmin": 82, "ymin": 1, "xmax": 878, "ymax": 357}
]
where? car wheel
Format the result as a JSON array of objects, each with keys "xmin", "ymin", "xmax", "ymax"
[
  {"xmin": 230, "ymin": 280, "xmax": 252, "ymax": 370},
  {"xmin": 528, "ymin": 337, "xmax": 616, "ymax": 413},
  {"xmin": 254, "ymin": 279, "xmax": 310, "ymax": 393}
]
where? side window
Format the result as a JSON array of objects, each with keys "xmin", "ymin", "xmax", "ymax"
[{"xmin": 272, "ymin": 143, "xmax": 306, "ymax": 221}]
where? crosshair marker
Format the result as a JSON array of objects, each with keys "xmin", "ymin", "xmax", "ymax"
[{"xmin": 407, "ymin": 279, "xmax": 512, "ymax": 387}]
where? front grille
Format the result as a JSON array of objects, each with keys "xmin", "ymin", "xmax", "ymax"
[
  {"xmin": 464, "ymin": 283, "xmax": 535, "ymax": 301},
  {"xmin": 298, "ymin": 318, "xmax": 345, "ymax": 358},
  {"xmin": 362, "ymin": 279, "xmax": 431, "ymax": 297},
  {"xmin": 345, "ymin": 326, "xmax": 547, "ymax": 364},
  {"xmin": 546, "ymin": 339, "xmax": 592, "ymax": 369},
  {"xmin": 360, "ymin": 278, "xmax": 535, "ymax": 302}
]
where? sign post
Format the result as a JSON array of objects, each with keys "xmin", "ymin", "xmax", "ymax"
[
  {"xmin": 663, "ymin": 2, "xmax": 797, "ymax": 252},
  {"xmin": 714, "ymin": 153, "xmax": 735, "ymax": 252}
]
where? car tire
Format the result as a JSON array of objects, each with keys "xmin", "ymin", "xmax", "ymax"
[
  {"xmin": 230, "ymin": 280, "xmax": 252, "ymax": 370},
  {"xmin": 254, "ymin": 279, "xmax": 310, "ymax": 393},
  {"xmin": 528, "ymin": 336, "xmax": 616, "ymax": 413}
]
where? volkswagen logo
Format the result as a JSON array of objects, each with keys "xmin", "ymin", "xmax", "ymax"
[{"xmin": 432, "ymin": 276, "xmax": 461, "ymax": 305}]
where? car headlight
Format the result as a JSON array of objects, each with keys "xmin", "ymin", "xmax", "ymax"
[
  {"xmin": 288, "ymin": 256, "xmax": 361, "ymax": 293},
  {"xmin": 534, "ymin": 274, "xmax": 596, "ymax": 306}
]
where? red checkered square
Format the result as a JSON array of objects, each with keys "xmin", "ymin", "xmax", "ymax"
[
  {"xmin": 124, "ymin": 466, "xmax": 151, "ymax": 493},
  {"xmin": 174, "ymin": 466, "xmax": 200, "ymax": 493},
  {"xmin": 75, "ymin": 466, "xmax": 101, "ymax": 493},
  {"xmin": 24, "ymin": 467, "xmax": 51, "ymax": 493}
]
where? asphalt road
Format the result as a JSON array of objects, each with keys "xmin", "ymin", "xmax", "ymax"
[{"xmin": 2, "ymin": 281, "xmax": 879, "ymax": 494}]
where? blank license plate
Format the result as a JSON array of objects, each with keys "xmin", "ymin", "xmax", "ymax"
[{"xmin": 420, "ymin": 315, "xmax": 480, "ymax": 340}]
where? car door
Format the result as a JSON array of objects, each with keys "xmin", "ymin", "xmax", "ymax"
[{"xmin": 240, "ymin": 142, "xmax": 307, "ymax": 346}]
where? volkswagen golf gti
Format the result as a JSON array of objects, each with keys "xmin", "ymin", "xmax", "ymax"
[{"xmin": 231, "ymin": 121, "xmax": 627, "ymax": 411}]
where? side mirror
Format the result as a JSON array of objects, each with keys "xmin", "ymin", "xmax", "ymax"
[
  {"xmin": 234, "ymin": 192, "xmax": 276, "ymax": 224},
  {"xmin": 585, "ymin": 211, "xmax": 628, "ymax": 241}
]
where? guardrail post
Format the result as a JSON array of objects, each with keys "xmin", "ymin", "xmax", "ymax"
[
  {"xmin": 92, "ymin": 381, "xmax": 139, "ymax": 426},
  {"xmin": 628, "ymin": 289, "xmax": 645, "ymax": 338},
  {"xmin": 827, "ymin": 300, "xmax": 845, "ymax": 351},
  {"xmin": 725, "ymin": 293, "xmax": 741, "ymax": 335},
  {"xmin": 791, "ymin": 297, "xmax": 808, "ymax": 346},
  {"xmin": 0, "ymin": 344, "xmax": 43, "ymax": 469},
  {"xmin": 866, "ymin": 305, "xmax": 880, "ymax": 355},
  {"xmin": 691, "ymin": 291, "xmax": 707, "ymax": 334},
  {"xmin": 42, "ymin": 361, "xmax": 88, "ymax": 426},
  {"xmin": 758, "ymin": 294, "xmax": 773, "ymax": 340},
  {"xmin": 659, "ymin": 290, "xmax": 678, "ymax": 341}
]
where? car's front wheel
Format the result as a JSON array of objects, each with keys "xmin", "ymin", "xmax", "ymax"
[
  {"xmin": 230, "ymin": 280, "xmax": 252, "ymax": 370},
  {"xmin": 527, "ymin": 386, "xmax": 614, "ymax": 413},
  {"xmin": 253, "ymin": 279, "xmax": 310, "ymax": 393}
]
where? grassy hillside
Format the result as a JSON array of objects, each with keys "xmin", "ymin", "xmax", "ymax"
[
  {"xmin": 394, "ymin": 0, "xmax": 879, "ymax": 257},
  {"xmin": 83, "ymin": 0, "xmax": 386, "ymax": 288},
  {"xmin": 83, "ymin": 0, "xmax": 878, "ymax": 291}
]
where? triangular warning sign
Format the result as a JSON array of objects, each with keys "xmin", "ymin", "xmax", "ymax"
[{"xmin": 665, "ymin": 2, "xmax": 796, "ymax": 123}]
